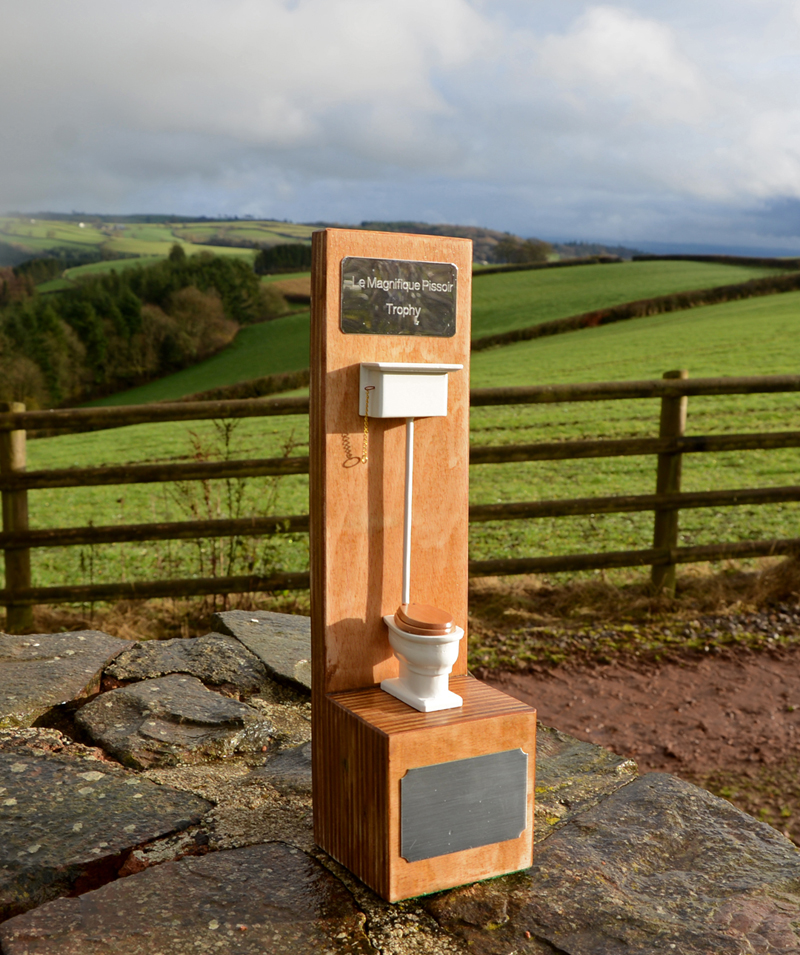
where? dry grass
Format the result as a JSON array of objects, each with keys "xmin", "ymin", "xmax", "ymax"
[
  {"xmin": 468, "ymin": 557, "xmax": 800, "ymax": 636},
  {"xmin": 466, "ymin": 558, "xmax": 800, "ymax": 671},
  {"xmin": 8, "ymin": 557, "xmax": 800, "ymax": 657},
  {"xmin": 19, "ymin": 591, "xmax": 311, "ymax": 642}
]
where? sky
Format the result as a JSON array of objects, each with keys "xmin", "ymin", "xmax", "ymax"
[{"xmin": 3, "ymin": 0, "xmax": 800, "ymax": 251}]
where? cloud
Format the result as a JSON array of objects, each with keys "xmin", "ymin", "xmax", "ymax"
[
  {"xmin": 0, "ymin": 0, "xmax": 489, "ymax": 190},
  {"xmin": 2, "ymin": 0, "xmax": 800, "ymax": 248},
  {"xmin": 535, "ymin": 6, "xmax": 711, "ymax": 125}
]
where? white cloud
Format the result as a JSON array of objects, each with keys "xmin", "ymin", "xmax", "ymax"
[
  {"xmin": 536, "ymin": 6, "xmax": 711, "ymax": 125},
  {"xmin": 2, "ymin": 0, "xmax": 800, "ymax": 247}
]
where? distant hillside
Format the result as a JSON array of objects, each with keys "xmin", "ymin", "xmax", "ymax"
[
  {"xmin": 0, "ymin": 216, "xmax": 314, "ymax": 270},
  {"xmin": 343, "ymin": 223, "xmax": 641, "ymax": 265},
  {"xmin": 552, "ymin": 241, "xmax": 644, "ymax": 261},
  {"xmin": 2, "ymin": 212, "xmax": 643, "ymax": 270},
  {"xmin": 351, "ymin": 221, "xmax": 545, "ymax": 264}
]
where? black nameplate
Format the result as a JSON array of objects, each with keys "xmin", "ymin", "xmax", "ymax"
[
  {"xmin": 340, "ymin": 256, "xmax": 457, "ymax": 337},
  {"xmin": 400, "ymin": 749, "xmax": 528, "ymax": 862}
]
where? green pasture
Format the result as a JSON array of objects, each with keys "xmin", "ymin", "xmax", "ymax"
[
  {"xmin": 37, "ymin": 278, "xmax": 74, "ymax": 294},
  {"xmin": 98, "ymin": 237, "xmax": 256, "ymax": 259},
  {"xmin": 0, "ymin": 217, "xmax": 105, "ymax": 254},
  {"xmin": 36, "ymin": 249, "xmax": 260, "ymax": 289},
  {"xmin": 11, "ymin": 288, "xmax": 800, "ymax": 595},
  {"xmin": 60, "ymin": 247, "xmax": 255, "ymax": 284},
  {"xmin": 116, "ymin": 224, "xmax": 176, "ymax": 243},
  {"xmin": 0, "ymin": 215, "xmax": 310, "ymax": 266},
  {"xmin": 468, "ymin": 290, "xmax": 800, "ymax": 567},
  {"xmin": 63, "ymin": 256, "xmax": 165, "ymax": 281},
  {"xmin": 25, "ymin": 416, "xmax": 311, "ymax": 593},
  {"xmin": 261, "ymin": 272, "xmax": 311, "ymax": 284},
  {"xmin": 76, "ymin": 260, "xmax": 789, "ymax": 405},
  {"xmin": 88, "ymin": 312, "xmax": 312, "ymax": 406},
  {"xmin": 471, "ymin": 259, "xmax": 783, "ymax": 339},
  {"xmin": 0, "ymin": 217, "xmax": 108, "ymax": 246},
  {"xmin": 171, "ymin": 220, "xmax": 314, "ymax": 246}
]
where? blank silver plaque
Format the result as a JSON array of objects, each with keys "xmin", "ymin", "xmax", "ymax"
[{"xmin": 400, "ymin": 749, "xmax": 528, "ymax": 863}]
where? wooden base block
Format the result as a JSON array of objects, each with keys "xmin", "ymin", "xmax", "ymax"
[{"xmin": 313, "ymin": 674, "xmax": 536, "ymax": 902}]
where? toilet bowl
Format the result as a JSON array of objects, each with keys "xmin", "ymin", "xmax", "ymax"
[{"xmin": 381, "ymin": 604, "xmax": 464, "ymax": 712}]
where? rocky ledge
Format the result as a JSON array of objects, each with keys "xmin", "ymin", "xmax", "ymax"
[{"xmin": 0, "ymin": 613, "xmax": 798, "ymax": 954}]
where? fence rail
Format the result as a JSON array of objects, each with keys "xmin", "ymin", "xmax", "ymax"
[
  {"xmin": 1, "ymin": 371, "xmax": 799, "ymax": 630},
  {"xmin": 0, "ymin": 395, "xmax": 310, "ymax": 434}
]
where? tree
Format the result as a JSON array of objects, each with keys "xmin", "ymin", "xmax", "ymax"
[
  {"xmin": 492, "ymin": 237, "xmax": 552, "ymax": 265},
  {"xmin": 254, "ymin": 243, "xmax": 312, "ymax": 275}
]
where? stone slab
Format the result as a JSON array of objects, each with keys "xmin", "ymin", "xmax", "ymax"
[
  {"xmin": 534, "ymin": 723, "xmax": 638, "ymax": 843},
  {"xmin": 105, "ymin": 632, "xmax": 269, "ymax": 698},
  {"xmin": 248, "ymin": 741, "xmax": 312, "ymax": 795},
  {"xmin": 0, "ymin": 631, "xmax": 133, "ymax": 729},
  {"xmin": 212, "ymin": 610, "xmax": 311, "ymax": 693},
  {"xmin": 427, "ymin": 772, "xmax": 800, "ymax": 955},
  {"xmin": 75, "ymin": 674, "xmax": 274, "ymax": 769},
  {"xmin": 0, "ymin": 842, "xmax": 375, "ymax": 954},
  {"xmin": 0, "ymin": 728, "xmax": 211, "ymax": 922}
]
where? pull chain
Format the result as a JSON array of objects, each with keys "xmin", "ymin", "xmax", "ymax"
[{"xmin": 361, "ymin": 386, "xmax": 375, "ymax": 464}]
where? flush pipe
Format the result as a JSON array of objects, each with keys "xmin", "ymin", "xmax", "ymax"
[{"xmin": 402, "ymin": 417, "xmax": 414, "ymax": 606}]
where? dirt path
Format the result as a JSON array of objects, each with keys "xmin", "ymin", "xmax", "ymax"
[{"xmin": 485, "ymin": 645, "xmax": 800, "ymax": 841}]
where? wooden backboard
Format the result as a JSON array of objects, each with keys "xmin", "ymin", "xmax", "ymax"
[{"xmin": 310, "ymin": 228, "xmax": 472, "ymax": 696}]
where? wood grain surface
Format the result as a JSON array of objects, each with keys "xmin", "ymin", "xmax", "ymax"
[
  {"xmin": 316, "ymin": 675, "xmax": 537, "ymax": 901},
  {"xmin": 310, "ymin": 228, "xmax": 472, "ymax": 696}
]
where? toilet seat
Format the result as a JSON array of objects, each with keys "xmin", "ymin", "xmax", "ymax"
[{"xmin": 395, "ymin": 603, "xmax": 454, "ymax": 636}]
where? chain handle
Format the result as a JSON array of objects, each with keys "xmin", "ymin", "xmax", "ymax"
[{"xmin": 361, "ymin": 386, "xmax": 375, "ymax": 464}]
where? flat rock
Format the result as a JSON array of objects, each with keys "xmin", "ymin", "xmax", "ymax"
[
  {"xmin": 0, "ymin": 842, "xmax": 375, "ymax": 954},
  {"xmin": 75, "ymin": 675, "xmax": 274, "ymax": 769},
  {"xmin": 212, "ymin": 610, "xmax": 311, "ymax": 693},
  {"xmin": 248, "ymin": 741, "xmax": 312, "ymax": 794},
  {"xmin": 426, "ymin": 772, "xmax": 800, "ymax": 955},
  {"xmin": 0, "ymin": 631, "xmax": 133, "ymax": 729},
  {"xmin": 105, "ymin": 632, "xmax": 269, "ymax": 698},
  {"xmin": 0, "ymin": 728, "xmax": 210, "ymax": 922},
  {"xmin": 534, "ymin": 723, "xmax": 638, "ymax": 842}
]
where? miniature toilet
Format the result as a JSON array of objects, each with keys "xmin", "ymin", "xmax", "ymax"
[
  {"xmin": 311, "ymin": 231, "xmax": 537, "ymax": 903},
  {"xmin": 381, "ymin": 603, "xmax": 464, "ymax": 712}
]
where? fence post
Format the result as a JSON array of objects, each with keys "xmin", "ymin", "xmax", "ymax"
[
  {"xmin": 651, "ymin": 370, "xmax": 688, "ymax": 596},
  {"xmin": 0, "ymin": 402, "xmax": 33, "ymax": 632}
]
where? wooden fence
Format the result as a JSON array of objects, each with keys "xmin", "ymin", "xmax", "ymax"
[{"xmin": 1, "ymin": 370, "xmax": 799, "ymax": 630}]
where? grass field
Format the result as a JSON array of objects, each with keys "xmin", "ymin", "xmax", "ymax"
[
  {"xmin": 63, "ymin": 255, "xmax": 166, "ymax": 280},
  {"xmin": 11, "ymin": 284, "xmax": 799, "ymax": 596},
  {"xmin": 88, "ymin": 312, "xmax": 313, "ymax": 406},
  {"xmin": 261, "ymin": 272, "xmax": 311, "ymax": 284},
  {"xmin": 78, "ymin": 260, "xmax": 789, "ymax": 406},
  {"xmin": 470, "ymin": 259, "xmax": 783, "ymax": 339},
  {"xmin": 468, "ymin": 290, "xmax": 800, "ymax": 568},
  {"xmin": 0, "ymin": 216, "xmax": 315, "ymax": 276}
]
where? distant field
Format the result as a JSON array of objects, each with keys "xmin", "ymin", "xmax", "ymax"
[
  {"xmin": 261, "ymin": 272, "xmax": 311, "ymax": 284},
  {"xmin": 470, "ymin": 259, "xmax": 784, "ymax": 339},
  {"xmin": 0, "ymin": 215, "xmax": 315, "ymax": 271},
  {"xmin": 269, "ymin": 276, "xmax": 311, "ymax": 299},
  {"xmin": 64, "ymin": 255, "xmax": 165, "ymax": 280},
  {"xmin": 37, "ymin": 278, "xmax": 74, "ymax": 294},
  {"xmin": 60, "ymin": 249, "xmax": 258, "ymax": 284},
  {"xmin": 88, "ymin": 312, "xmax": 312, "ymax": 406},
  {"xmin": 468, "ymin": 290, "xmax": 800, "ymax": 569},
  {"xmin": 171, "ymin": 222, "xmax": 313, "ymax": 246},
  {"xmin": 83, "ymin": 260, "xmax": 790, "ymax": 405},
  {"xmin": 0, "ymin": 217, "xmax": 106, "ymax": 254},
  {"xmin": 12, "ymin": 288, "xmax": 799, "ymax": 595}
]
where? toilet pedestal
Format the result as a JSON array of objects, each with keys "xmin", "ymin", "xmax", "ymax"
[
  {"xmin": 381, "ymin": 614, "xmax": 464, "ymax": 712},
  {"xmin": 314, "ymin": 674, "xmax": 536, "ymax": 903}
]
